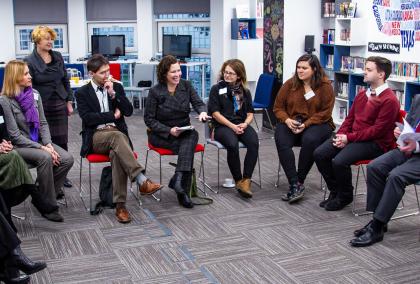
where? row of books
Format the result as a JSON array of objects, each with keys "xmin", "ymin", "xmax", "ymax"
[
  {"xmin": 325, "ymin": 54, "xmax": 334, "ymax": 69},
  {"xmin": 322, "ymin": 29, "xmax": 335, "ymax": 44},
  {"xmin": 391, "ymin": 61, "xmax": 420, "ymax": 79},
  {"xmin": 337, "ymin": 2, "xmax": 357, "ymax": 18},
  {"xmin": 323, "ymin": 2, "xmax": 335, "ymax": 18},
  {"xmin": 336, "ymin": 81, "xmax": 349, "ymax": 98},
  {"xmin": 341, "ymin": 56, "xmax": 365, "ymax": 72}
]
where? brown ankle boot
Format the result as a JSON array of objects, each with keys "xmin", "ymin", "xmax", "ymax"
[{"xmin": 236, "ymin": 178, "xmax": 252, "ymax": 198}]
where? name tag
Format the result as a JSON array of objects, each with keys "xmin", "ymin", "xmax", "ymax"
[
  {"xmin": 0, "ymin": 116, "xmax": 3, "ymax": 124},
  {"xmin": 219, "ymin": 87, "xmax": 227, "ymax": 95},
  {"xmin": 304, "ymin": 90, "xmax": 315, "ymax": 101},
  {"xmin": 33, "ymin": 92, "xmax": 39, "ymax": 101}
]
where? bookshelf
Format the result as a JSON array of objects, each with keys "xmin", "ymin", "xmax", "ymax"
[{"xmin": 231, "ymin": 18, "xmax": 257, "ymax": 40}]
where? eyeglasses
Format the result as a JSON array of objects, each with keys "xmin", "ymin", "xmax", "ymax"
[{"xmin": 223, "ymin": 71, "xmax": 237, "ymax": 76}]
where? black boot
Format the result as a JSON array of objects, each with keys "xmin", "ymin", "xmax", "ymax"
[
  {"xmin": 178, "ymin": 172, "xmax": 193, "ymax": 208},
  {"xmin": 1, "ymin": 255, "xmax": 30, "ymax": 284},
  {"xmin": 11, "ymin": 246, "xmax": 47, "ymax": 275},
  {"xmin": 168, "ymin": 172, "xmax": 184, "ymax": 194}
]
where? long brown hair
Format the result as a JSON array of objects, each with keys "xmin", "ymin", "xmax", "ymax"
[
  {"xmin": 1, "ymin": 60, "xmax": 27, "ymax": 98},
  {"xmin": 291, "ymin": 54, "xmax": 326, "ymax": 90},
  {"xmin": 218, "ymin": 59, "xmax": 248, "ymax": 89}
]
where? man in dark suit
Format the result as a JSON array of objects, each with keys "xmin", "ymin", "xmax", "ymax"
[
  {"xmin": 75, "ymin": 55, "xmax": 162, "ymax": 223},
  {"xmin": 350, "ymin": 94, "xmax": 420, "ymax": 247}
]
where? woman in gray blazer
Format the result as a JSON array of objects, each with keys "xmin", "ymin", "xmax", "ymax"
[
  {"xmin": 144, "ymin": 55, "xmax": 210, "ymax": 208},
  {"xmin": 0, "ymin": 60, "xmax": 74, "ymax": 222}
]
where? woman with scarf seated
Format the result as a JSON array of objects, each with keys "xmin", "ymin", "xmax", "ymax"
[
  {"xmin": 0, "ymin": 60, "xmax": 74, "ymax": 222},
  {"xmin": 207, "ymin": 59, "xmax": 259, "ymax": 199}
]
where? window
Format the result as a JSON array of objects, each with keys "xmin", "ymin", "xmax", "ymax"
[
  {"xmin": 15, "ymin": 25, "xmax": 68, "ymax": 55},
  {"xmin": 87, "ymin": 23, "xmax": 138, "ymax": 54}
]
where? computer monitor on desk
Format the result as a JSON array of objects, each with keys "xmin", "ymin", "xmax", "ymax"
[{"xmin": 162, "ymin": 34, "xmax": 192, "ymax": 61}]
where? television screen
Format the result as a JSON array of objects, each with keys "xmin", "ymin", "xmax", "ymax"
[
  {"xmin": 91, "ymin": 35, "xmax": 125, "ymax": 58},
  {"xmin": 162, "ymin": 34, "xmax": 192, "ymax": 60}
]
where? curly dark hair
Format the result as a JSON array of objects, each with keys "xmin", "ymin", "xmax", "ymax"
[{"xmin": 157, "ymin": 55, "xmax": 179, "ymax": 84}]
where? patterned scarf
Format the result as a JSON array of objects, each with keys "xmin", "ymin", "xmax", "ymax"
[
  {"xmin": 14, "ymin": 87, "xmax": 40, "ymax": 142},
  {"xmin": 230, "ymin": 82, "xmax": 244, "ymax": 113}
]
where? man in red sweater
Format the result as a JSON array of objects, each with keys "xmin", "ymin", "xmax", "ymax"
[{"xmin": 314, "ymin": 56, "xmax": 400, "ymax": 211}]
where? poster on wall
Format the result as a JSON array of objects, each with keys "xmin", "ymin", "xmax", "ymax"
[
  {"xmin": 368, "ymin": 42, "xmax": 401, "ymax": 53},
  {"xmin": 263, "ymin": 0, "xmax": 284, "ymax": 81},
  {"xmin": 372, "ymin": 0, "xmax": 420, "ymax": 52}
]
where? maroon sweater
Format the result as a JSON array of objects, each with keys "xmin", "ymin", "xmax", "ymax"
[{"xmin": 337, "ymin": 88, "xmax": 400, "ymax": 152}]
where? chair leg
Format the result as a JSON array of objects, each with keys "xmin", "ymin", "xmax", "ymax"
[
  {"xmin": 216, "ymin": 148, "xmax": 220, "ymax": 194},
  {"xmin": 196, "ymin": 151, "xmax": 209, "ymax": 196},
  {"xmin": 89, "ymin": 162, "xmax": 93, "ymax": 213},
  {"xmin": 253, "ymin": 115, "xmax": 259, "ymax": 131},
  {"xmin": 264, "ymin": 108, "xmax": 275, "ymax": 133},
  {"xmin": 251, "ymin": 154, "xmax": 262, "ymax": 189},
  {"xmin": 79, "ymin": 157, "xmax": 88, "ymax": 211},
  {"xmin": 391, "ymin": 184, "xmax": 420, "ymax": 220},
  {"xmin": 353, "ymin": 165, "xmax": 373, "ymax": 217}
]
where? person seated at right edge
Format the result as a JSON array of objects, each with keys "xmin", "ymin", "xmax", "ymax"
[
  {"xmin": 314, "ymin": 56, "xmax": 400, "ymax": 211},
  {"xmin": 144, "ymin": 55, "xmax": 210, "ymax": 209},
  {"xmin": 350, "ymin": 94, "xmax": 420, "ymax": 247},
  {"xmin": 0, "ymin": 194, "xmax": 46, "ymax": 284},
  {"xmin": 207, "ymin": 59, "xmax": 259, "ymax": 198},
  {"xmin": 75, "ymin": 54, "xmax": 162, "ymax": 223},
  {"xmin": 273, "ymin": 54, "xmax": 335, "ymax": 203}
]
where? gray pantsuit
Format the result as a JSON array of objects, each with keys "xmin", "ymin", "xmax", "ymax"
[{"xmin": 15, "ymin": 144, "xmax": 73, "ymax": 206}]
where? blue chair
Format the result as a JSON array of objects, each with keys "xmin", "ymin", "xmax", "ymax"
[
  {"xmin": 252, "ymin": 73, "xmax": 276, "ymax": 131},
  {"xmin": 0, "ymin": 67, "xmax": 4, "ymax": 91}
]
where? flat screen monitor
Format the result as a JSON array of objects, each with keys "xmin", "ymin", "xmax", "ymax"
[
  {"xmin": 91, "ymin": 35, "xmax": 125, "ymax": 58},
  {"xmin": 162, "ymin": 34, "xmax": 192, "ymax": 60}
]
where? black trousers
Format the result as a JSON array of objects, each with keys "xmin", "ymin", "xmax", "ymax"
[
  {"xmin": 214, "ymin": 125, "xmax": 259, "ymax": 181},
  {"xmin": 314, "ymin": 139, "xmax": 383, "ymax": 200},
  {"xmin": 275, "ymin": 123, "xmax": 332, "ymax": 185},
  {"xmin": 367, "ymin": 150, "xmax": 420, "ymax": 223},
  {"xmin": 149, "ymin": 129, "xmax": 199, "ymax": 172},
  {"xmin": 0, "ymin": 193, "xmax": 20, "ymax": 259}
]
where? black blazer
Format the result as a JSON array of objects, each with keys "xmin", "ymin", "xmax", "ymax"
[
  {"xmin": 75, "ymin": 81, "xmax": 133, "ymax": 157},
  {"xmin": 24, "ymin": 49, "xmax": 73, "ymax": 102},
  {"xmin": 0, "ymin": 104, "xmax": 10, "ymax": 141},
  {"xmin": 144, "ymin": 79, "xmax": 206, "ymax": 140}
]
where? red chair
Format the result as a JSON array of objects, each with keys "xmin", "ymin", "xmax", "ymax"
[
  {"xmin": 144, "ymin": 143, "xmax": 209, "ymax": 196},
  {"xmin": 109, "ymin": 63, "xmax": 121, "ymax": 81},
  {"xmin": 79, "ymin": 151, "xmax": 145, "ymax": 214},
  {"xmin": 352, "ymin": 109, "xmax": 407, "ymax": 215}
]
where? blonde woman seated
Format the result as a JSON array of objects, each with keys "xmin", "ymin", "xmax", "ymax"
[{"xmin": 0, "ymin": 60, "xmax": 74, "ymax": 222}]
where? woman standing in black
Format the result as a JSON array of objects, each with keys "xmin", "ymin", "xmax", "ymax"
[
  {"xmin": 25, "ymin": 25, "xmax": 73, "ymax": 189},
  {"xmin": 207, "ymin": 59, "xmax": 259, "ymax": 198}
]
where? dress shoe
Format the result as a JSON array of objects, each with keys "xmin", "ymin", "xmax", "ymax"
[
  {"xmin": 319, "ymin": 192, "xmax": 337, "ymax": 208},
  {"xmin": 354, "ymin": 221, "xmax": 388, "ymax": 237},
  {"xmin": 41, "ymin": 210, "xmax": 64, "ymax": 222},
  {"xmin": 324, "ymin": 197, "xmax": 353, "ymax": 211},
  {"xmin": 139, "ymin": 179, "xmax": 163, "ymax": 195},
  {"xmin": 236, "ymin": 178, "xmax": 252, "ymax": 198},
  {"xmin": 116, "ymin": 207, "xmax": 131, "ymax": 223},
  {"xmin": 289, "ymin": 183, "xmax": 305, "ymax": 204},
  {"xmin": 0, "ymin": 271, "xmax": 30, "ymax": 284},
  {"xmin": 12, "ymin": 246, "xmax": 47, "ymax": 275},
  {"xmin": 350, "ymin": 226, "xmax": 384, "ymax": 247},
  {"xmin": 177, "ymin": 193, "xmax": 194, "ymax": 208},
  {"xmin": 63, "ymin": 178, "xmax": 73, "ymax": 188}
]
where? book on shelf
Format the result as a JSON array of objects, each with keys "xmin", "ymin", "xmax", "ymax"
[
  {"xmin": 391, "ymin": 61, "xmax": 420, "ymax": 79},
  {"xmin": 326, "ymin": 54, "xmax": 334, "ymax": 69},
  {"xmin": 352, "ymin": 57, "xmax": 365, "ymax": 73},
  {"xmin": 339, "ymin": 106, "xmax": 347, "ymax": 120},
  {"xmin": 323, "ymin": 29, "xmax": 335, "ymax": 44},
  {"xmin": 341, "ymin": 56, "xmax": 353, "ymax": 71},
  {"xmin": 393, "ymin": 89, "xmax": 405, "ymax": 107},
  {"xmin": 336, "ymin": 81, "xmax": 349, "ymax": 98},
  {"xmin": 237, "ymin": 21, "xmax": 249, "ymax": 39},
  {"xmin": 339, "ymin": 28, "xmax": 350, "ymax": 42},
  {"xmin": 337, "ymin": 2, "xmax": 357, "ymax": 18},
  {"xmin": 323, "ymin": 2, "xmax": 335, "ymax": 17}
]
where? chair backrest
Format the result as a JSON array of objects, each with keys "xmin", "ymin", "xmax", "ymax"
[
  {"xmin": 253, "ymin": 73, "xmax": 276, "ymax": 107},
  {"xmin": 109, "ymin": 63, "xmax": 121, "ymax": 81},
  {"xmin": 398, "ymin": 109, "xmax": 407, "ymax": 123},
  {"xmin": 133, "ymin": 63, "xmax": 155, "ymax": 87}
]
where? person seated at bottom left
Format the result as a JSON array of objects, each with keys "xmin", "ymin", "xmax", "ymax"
[{"xmin": 76, "ymin": 54, "xmax": 162, "ymax": 223}]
